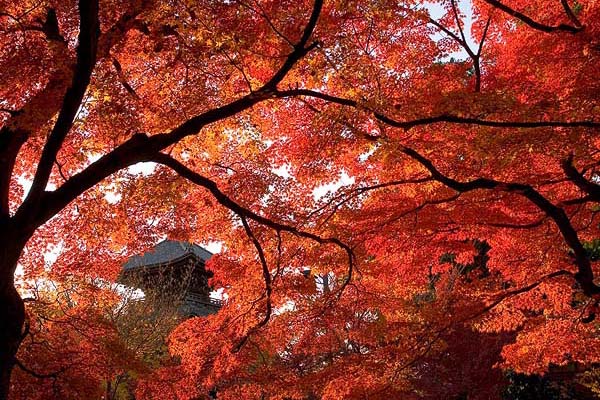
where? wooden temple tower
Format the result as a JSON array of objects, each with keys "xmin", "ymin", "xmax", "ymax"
[{"xmin": 120, "ymin": 240, "xmax": 222, "ymax": 317}]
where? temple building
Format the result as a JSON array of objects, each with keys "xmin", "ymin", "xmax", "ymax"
[{"xmin": 120, "ymin": 240, "xmax": 222, "ymax": 317}]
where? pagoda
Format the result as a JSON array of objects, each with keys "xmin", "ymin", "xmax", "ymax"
[{"xmin": 120, "ymin": 240, "xmax": 222, "ymax": 317}]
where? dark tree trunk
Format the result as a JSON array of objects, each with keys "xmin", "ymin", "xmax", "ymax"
[
  {"xmin": 0, "ymin": 284, "xmax": 24, "ymax": 400},
  {"xmin": 0, "ymin": 223, "xmax": 29, "ymax": 400}
]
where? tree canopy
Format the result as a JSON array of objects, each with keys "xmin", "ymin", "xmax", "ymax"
[{"xmin": 1, "ymin": 0, "xmax": 600, "ymax": 398}]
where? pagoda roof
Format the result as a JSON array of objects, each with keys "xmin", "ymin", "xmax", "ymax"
[{"xmin": 122, "ymin": 240, "xmax": 212, "ymax": 271}]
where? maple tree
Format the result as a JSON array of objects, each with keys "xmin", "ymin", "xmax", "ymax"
[
  {"xmin": 12, "ymin": 272, "xmax": 186, "ymax": 399},
  {"xmin": 2, "ymin": 0, "xmax": 600, "ymax": 398}
]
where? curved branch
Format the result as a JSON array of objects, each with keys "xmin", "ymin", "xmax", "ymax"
[
  {"xmin": 28, "ymin": 88, "xmax": 285, "ymax": 227},
  {"xmin": 400, "ymin": 146, "xmax": 599, "ymax": 296},
  {"xmin": 483, "ymin": 0, "xmax": 583, "ymax": 33},
  {"xmin": 308, "ymin": 176, "xmax": 433, "ymax": 226},
  {"xmin": 562, "ymin": 154, "xmax": 600, "ymax": 201},
  {"xmin": 465, "ymin": 269, "xmax": 573, "ymax": 321},
  {"xmin": 262, "ymin": 0, "xmax": 322, "ymax": 90},
  {"xmin": 14, "ymin": 358, "xmax": 65, "ymax": 379},
  {"xmin": 232, "ymin": 217, "xmax": 273, "ymax": 353},
  {"xmin": 18, "ymin": 0, "xmax": 324, "ymax": 230},
  {"xmin": 25, "ymin": 0, "xmax": 100, "ymax": 205},
  {"xmin": 1, "ymin": 3, "xmax": 151, "ymax": 219},
  {"xmin": 273, "ymin": 89, "xmax": 600, "ymax": 131},
  {"xmin": 151, "ymin": 152, "xmax": 355, "ymax": 293}
]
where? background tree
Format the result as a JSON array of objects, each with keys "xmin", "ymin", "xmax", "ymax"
[{"xmin": 12, "ymin": 269, "xmax": 188, "ymax": 400}]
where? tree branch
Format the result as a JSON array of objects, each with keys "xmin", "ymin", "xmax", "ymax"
[
  {"xmin": 14, "ymin": 358, "xmax": 65, "ymax": 379},
  {"xmin": 464, "ymin": 269, "xmax": 573, "ymax": 321},
  {"xmin": 151, "ymin": 152, "xmax": 355, "ymax": 295},
  {"xmin": 476, "ymin": 217, "xmax": 547, "ymax": 230},
  {"xmin": 232, "ymin": 217, "xmax": 273, "ymax": 353},
  {"xmin": 427, "ymin": 4, "xmax": 491, "ymax": 92},
  {"xmin": 273, "ymin": 89, "xmax": 600, "ymax": 130},
  {"xmin": 96, "ymin": 0, "xmax": 150, "ymax": 58},
  {"xmin": 561, "ymin": 154, "xmax": 600, "ymax": 201},
  {"xmin": 235, "ymin": 0, "xmax": 294, "ymax": 47},
  {"xmin": 400, "ymin": 146, "xmax": 599, "ymax": 296},
  {"xmin": 450, "ymin": 0, "xmax": 469, "ymax": 50},
  {"xmin": 309, "ymin": 176, "xmax": 433, "ymax": 227},
  {"xmin": 483, "ymin": 0, "xmax": 583, "ymax": 33},
  {"xmin": 1, "ymin": 3, "xmax": 151, "ymax": 220},
  {"xmin": 19, "ymin": 1, "xmax": 324, "ymax": 230},
  {"xmin": 261, "ymin": 0, "xmax": 322, "ymax": 89},
  {"xmin": 427, "ymin": 17, "xmax": 469, "ymax": 53},
  {"xmin": 477, "ymin": 16, "xmax": 492, "ymax": 58},
  {"xmin": 112, "ymin": 58, "xmax": 140, "ymax": 99},
  {"xmin": 560, "ymin": 0, "xmax": 583, "ymax": 28},
  {"xmin": 25, "ymin": 0, "xmax": 100, "ymax": 205},
  {"xmin": 0, "ymin": 129, "xmax": 27, "ymax": 217}
]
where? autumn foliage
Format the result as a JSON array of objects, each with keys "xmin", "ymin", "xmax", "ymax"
[{"xmin": 2, "ymin": 0, "xmax": 600, "ymax": 398}]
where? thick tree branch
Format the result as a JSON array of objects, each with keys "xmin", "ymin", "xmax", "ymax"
[
  {"xmin": 3, "ymin": 8, "xmax": 66, "ymax": 42},
  {"xmin": 1, "ymin": 4, "xmax": 151, "ymax": 220},
  {"xmin": 151, "ymin": 152, "xmax": 355, "ymax": 293},
  {"xmin": 39, "ymin": 9, "xmax": 65, "ymax": 43},
  {"xmin": 273, "ymin": 89, "xmax": 600, "ymax": 130},
  {"xmin": 284, "ymin": 90, "xmax": 596, "ymax": 256},
  {"xmin": 24, "ymin": 89, "xmax": 277, "ymax": 227},
  {"xmin": 483, "ymin": 0, "xmax": 583, "ymax": 33},
  {"xmin": 25, "ymin": 0, "xmax": 100, "ymax": 205},
  {"xmin": 0, "ymin": 8, "xmax": 74, "ymax": 217},
  {"xmin": 560, "ymin": 0, "xmax": 583, "ymax": 28},
  {"xmin": 261, "ymin": 0, "xmax": 322, "ymax": 90},
  {"xmin": 561, "ymin": 154, "xmax": 600, "ymax": 201},
  {"xmin": 19, "ymin": 1, "xmax": 323, "ymax": 229},
  {"xmin": 0, "ymin": 130, "xmax": 27, "ymax": 217},
  {"xmin": 400, "ymin": 146, "xmax": 599, "ymax": 296}
]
